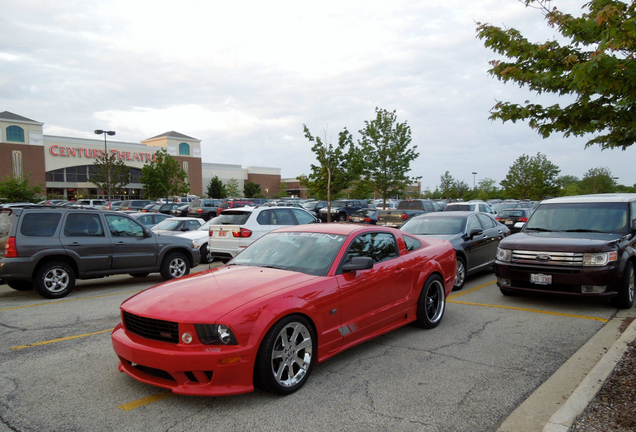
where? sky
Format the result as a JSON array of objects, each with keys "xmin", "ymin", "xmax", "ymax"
[{"xmin": 2, "ymin": 0, "xmax": 634, "ymax": 193}]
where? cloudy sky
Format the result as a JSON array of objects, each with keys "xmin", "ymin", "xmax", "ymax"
[{"xmin": 2, "ymin": 0, "xmax": 634, "ymax": 192}]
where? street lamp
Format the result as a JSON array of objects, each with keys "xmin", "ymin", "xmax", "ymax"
[
  {"xmin": 472, "ymin": 172, "xmax": 477, "ymax": 189},
  {"xmin": 94, "ymin": 130, "xmax": 116, "ymax": 201}
]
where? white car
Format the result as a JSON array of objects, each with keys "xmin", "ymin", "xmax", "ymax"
[
  {"xmin": 208, "ymin": 206, "xmax": 320, "ymax": 262},
  {"xmin": 150, "ymin": 217, "xmax": 203, "ymax": 236},
  {"xmin": 175, "ymin": 218, "xmax": 218, "ymax": 264}
]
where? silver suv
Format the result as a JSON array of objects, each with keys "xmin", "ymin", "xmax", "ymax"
[{"xmin": 0, "ymin": 206, "xmax": 200, "ymax": 299}]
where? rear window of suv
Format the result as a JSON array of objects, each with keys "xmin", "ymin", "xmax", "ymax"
[
  {"xmin": 20, "ymin": 213, "xmax": 61, "ymax": 236},
  {"xmin": 215, "ymin": 211, "xmax": 251, "ymax": 225}
]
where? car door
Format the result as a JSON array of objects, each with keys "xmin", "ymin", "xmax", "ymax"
[
  {"xmin": 61, "ymin": 212, "xmax": 111, "ymax": 273},
  {"xmin": 476, "ymin": 213, "xmax": 505, "ymax": 265},
  {"xmin": 463, "ymin": 214, "xmax": 491, "ymax": 271},
  {"xmin": 104, "ymin": 214, "xmax": 158, "ymax": 270},
  {"xmin": 336, "ymin": 232, "xmax": 411, "ymax": 342}
]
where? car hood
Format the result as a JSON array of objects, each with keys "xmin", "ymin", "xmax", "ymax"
[
  {"xmin": 176, "ymin": 230, "xmax": 208, "ymax": 241},
  {"xmin": 121, "ymin": 265, "xmax": 319, "ymax": 322},
  {"xmin": 501, "ymin": 231, "xmax": 623, "ymax": 251}
]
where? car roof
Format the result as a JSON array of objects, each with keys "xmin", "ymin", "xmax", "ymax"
[
  {"xmin": 542, "ymin": 193, "xmax": 636, "ymax": 204},
  {"xmin": 274, "ymin": 222, "xmax": 394, "ymax": 236},
  {"xmin": 412, "ymin": 211, "xmax": 473, "ymax": 219}
]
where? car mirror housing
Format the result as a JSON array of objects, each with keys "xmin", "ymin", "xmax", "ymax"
[
  {"xmin": 341, "ymin": 257, "xmax": 374, "ymax": 272},
  {"xmin": 469, "ymin": 228, "xmax": 483, "ymax": 239}
]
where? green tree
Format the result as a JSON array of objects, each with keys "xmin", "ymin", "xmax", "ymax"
[
  {"xmin": 358, "ymin": 108, "xmax": 420, "ymax": 208},
  {"xmin": 243, "ymin": 181, "xmax": 261, "ymax": 198},
  {"xmin": 0, "ymin": 174, "xmax": 42, "ymax": 202},
  {"xmin": 225, "ymin": 177, "xmax": 240, "ymax": 197},
  {"xmin": 139, "ymin": 149, "xmax": 189, "ymax": 200},
  {"xmin": 439, "ymin": 171, "xmax": 456, "ymax": 199},
  {"xmin": 274, "ymin": 181, "xmax": 288, "ymax": 199},
  {"xmin": 579, "ymin": 167, "xmax": 617, "ymax": 194},
  {"xmin": 207, "ymin": 176, "xmax": 227, "ymax": 199},
  {"xmin": 350, "ymin": 179, "xmax": 375, "ymax": 200},
  {"xmin": 299, "ymin": 126, "xmax": 360, "ymax": 221},
  {"xmin": 477, "ymin": 0, "xmax": 636, "ymax": 150},
  {"xmin": 500, "ymin": 153, "xmax": 560, "ymax": 199},
  {"xmin": 89, "ymin": 153, "xmax": 131, "ymax": 201},
  {"xmin": 476, "ymin": 177, "xmax": 501, "ymax": 201}
]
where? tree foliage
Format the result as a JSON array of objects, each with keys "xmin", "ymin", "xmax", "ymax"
[
  {"xmin": 358, "ymin": 108, "xmax": 420, "ymax": 207},
  {"xmin": 243, "ymin": 181, "xmax": 261, "ymax": 198},
  {"xmin": 0, "ymin": 174, "xmax": 42, "ymax": 202},
  {"xmin": 89, "ymin": 153, "xmax": 131, "ymax": 200},
  {"xmin": 579, "ymin": 167, "xmax": 617, "ymax": 194},
  {"xmin": 477, "ymin": 0, "xmax": 636, "ymax": 150},
  {"xmin": 500, "ymin": 152, "xmax": 560, "ymax": 199},
  {"xmin": 207, "ymin": 176, "xmax": 227, "ymax": 199},
  {"xmin": 225, "ymin": 178, "xmax": 240, "ymax": 197},
  {"xmin": 139, "ymin": 149, "xmax": 190, "ymax": 200}
]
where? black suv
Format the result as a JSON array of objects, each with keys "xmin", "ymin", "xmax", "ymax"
[
  {"xmin": 0, "ymin": 206, "xmax": 200, "ymax": 299},
  {"xmin": 187, "ymin": 198, "xmax": 223, "ymax": 220},
  {"xmin": 318, "ymin": 199, "xmax": 367, "ymax": 222}
]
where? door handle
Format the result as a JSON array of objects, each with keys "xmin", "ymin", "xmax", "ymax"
[
  {"xmin": 68, "ymin": 242, "xmax": 80, "ymax": 247},
  {"xmin": 115, "ymin": 241, "xmax": 126, "ymax": 246}
]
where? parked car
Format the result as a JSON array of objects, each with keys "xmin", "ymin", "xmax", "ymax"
[
  {"xmin": 102, "ymin": 201, "xmax": 122, "ymax": 211},
  {"xmin": 188, "ymin": 198, "xmax": 223, "ymax": 220},
  {"xmin": 156, "ymin": 203, "xmax": 183, "ymax": 215},
  {"xmin": 401, "ymin": 211, "xmax": 509, "ymax": 290},
  {"xmin": 151, "ymin": 217, "xmax": 203, "ymax": 236},
  {"xmin": 208, "ymin": 206, "xmax": 320, "ymax": 262},
  {"xmin": 301, "ymin": 200, "xmax": 328, "ymax": 218},
  {"xmin": 495, "ymin": 194, "xmax": 636, "ymax": 308},
  {"xmin": 74, "ymin": 199, "xmax": 107, "ymax": 209},
  {"xmin": 216, "ymin": 200, "xmax": 255, "ymax": 215},
  {"xmin": 348, "ymin": 209, "xmax": 379, "ymax": 225},
  {"xmin": 127, "ymin": 212, "xmax": 172, "ymax": 229},
  {"xmin": 318, "ymin": 199, "xmax": 367, "ymax": 222},
  {"xmin": 38, "ymin": 199, "xmax": 68, "ymax": 206},
  {"xmin": 443, "ymin": 201, "xmax": 494, "ymax": 214},
  {"xmin": 0, "ymin": 206, "xmax": 200, "ymax": 299},
  {"xmin": 141, "ymin": 203, "xmax": 161, "ymax": 213},
  {"xmin": 111, "ymin": 223, "xmax": 456, "ymax": 396},
  {"xmin": 376, "ymin": 199, "xmax": 442, "ymax": 228},
  {"xmin": 175, "ymin": 218, "xmax": 219, "ymax": 264},
  {"xmin": 119, "ymin": 200, "xmax": 154, "ymax": 211},
  {"xmin": 495, "ymin": 208, "xmax": 534, "ymax": 234},
  {"xmin": 170, "ymin": 204, "xmax": 190, "ymax": 217}
]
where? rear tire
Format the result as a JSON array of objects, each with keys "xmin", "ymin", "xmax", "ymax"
[
  {"xmin": 160, "ymin": 252, "xmax": 190, "ymax": 280},
  {"xmin": 7, "ymin": 280, "xmax": 33, "ymax": 291},
  {"xmin": 611, "ymin": 261, "xmax": 635, "ymax": 309},
  {"xmin": 453, "ymin": 257, "xmax": 466, "ymax": 291},
  {"xmin": 34, "ymin": 261, "xmax": 75, "ymax": 299},
  {"xmin": 200, "ymin": 244, "xmax": 212, "ymax": 264},
  {"xmin": 415, "ymin": 274, "xmax": 446, "ymax": 329}
]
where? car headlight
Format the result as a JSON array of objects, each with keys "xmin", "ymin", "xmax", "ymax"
[
  {"xmin": 195, "ymin": 324, "xmax": 238, "ymax": 345},
  {"xmin": 583, "ymin": 251, "xmax": 618, "ymax": 266},
  {"xmin": 496, "ymin": 247, "xmax": 512, "ymax": 262}
]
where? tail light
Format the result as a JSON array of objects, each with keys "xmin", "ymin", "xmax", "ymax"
[
  {"xmin": 197, "ymin": 209, "xmax": 203, "ymax": 213},
  {"xmin": 518, "ymin": 217, "xmax": 528, "ymax": 222},
  {"xmin": 232, "ymin": 228, "xmax": 252, "ymax": 238},
  {"xmin": 401, "ymin": 213, "xmax": 409, "ymax": 220},
  {"xmin": 364, "ymin": 217, "xmax": 371, "ymax": 222},
  {"xmin": 5, "ymin": 237, "xmax": 18, "ymax": 258},
  {"xmin": 495, "ymin": 217, "xmax": 501, "ymax": 221}
]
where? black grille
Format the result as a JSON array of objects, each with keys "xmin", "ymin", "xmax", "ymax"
[{"xmin": 123, "ymin": 311, "xmax": 179, "ymax": 344}]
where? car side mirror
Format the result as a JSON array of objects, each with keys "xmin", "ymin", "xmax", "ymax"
[
  {"xmin": 341, "ymin": 256, "xmax": 374, "ymax": 272},
  {"xmin": 469, "ymin": 228, "xmax": 483, "ymax": 239},
  {"xmin": 143, "ymin": 228, "xmax": 153, "ymax": 238}
]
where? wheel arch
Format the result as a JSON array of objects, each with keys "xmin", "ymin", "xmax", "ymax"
[{"xmin": 33, "ymin": 255, "xmax": 79, "ymax": 280}]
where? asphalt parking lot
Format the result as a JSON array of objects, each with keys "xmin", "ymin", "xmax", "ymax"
[{"xmin": 0, "ymin": 264, "xmax": 626, "ymax": 432}]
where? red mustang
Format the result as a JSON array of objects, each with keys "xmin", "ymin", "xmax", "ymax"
[{"xmin": 111, "ymin": 224, "xmax": 456, "ymax": 396}]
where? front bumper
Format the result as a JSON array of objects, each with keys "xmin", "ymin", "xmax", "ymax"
[{"xmin": 111, "ymin": 324, "xmax": 256, "ymax": 396}]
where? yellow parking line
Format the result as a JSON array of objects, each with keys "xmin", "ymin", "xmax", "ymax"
[
  {"xmin": 447, "ymin": 300, "xmax": 609, "ymax": 322},
  {"xmin": 0, "ymin": 290, "xmax": 142, "ymax": 312},
  {"xmin": 119, "ymin": 392, "xmax": 173, "ymax": 411},
  {"xmin": 10, "ymin": 328, "xmax": 113, "ymax": 351},
  {"xmin": 447, "ymin": 279, "xmax": 496, "ymax": 300}
]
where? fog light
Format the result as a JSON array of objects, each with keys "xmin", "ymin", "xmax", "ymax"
[
  {"xmin": 181, "ymin": 332, "xmax": 193, "ymax": 344},
  {"xmin": 581, "ymin": 285, "xmax": 606, "ymax": 294},
  {"xmin": 498, "ymin": 278, "xmax": 511, "ymax": 286}
]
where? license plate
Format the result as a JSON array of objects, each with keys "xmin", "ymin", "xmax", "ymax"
[
  {"xmin": 504, "ymin": 220, "xmax": 513, "ymax": 225},
  {"xmin": 218, "ymin": 231, "xmax": 226, "ymax": 237},
  {"xmin": 530, "ymin": 273, "xmax": 552, "ymax": 285}
]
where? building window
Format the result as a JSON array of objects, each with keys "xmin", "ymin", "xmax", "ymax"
[
  {"xmin": 12, "ymin": 151, "xmax": 23, "ymax": 179},
  {"xmin": 179, "ymin": 142, "xmax": 190, "ymax": 156},
  {"xmin": 6, "ymin": 126, "xmax": 25, "ymax": 143},
  {"xmin": 46, "ymin": 168, "xmax": 65, "ymax": 182},
  {"xmin": 130, "ymin": 168, "xmax": 141, "ymax": 183}
]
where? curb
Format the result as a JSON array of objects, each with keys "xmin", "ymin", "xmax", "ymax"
[{"xmin": 542, "ymin": 316, "xmax": 636, "ymax": 432}]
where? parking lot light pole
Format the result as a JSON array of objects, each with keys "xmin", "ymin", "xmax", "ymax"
[
  {"xmin": 472, "ymin": 172, "xmax": 477, "ymax": 190},
  {"xmin": 94, "ymin": 130, "xmax": 116, "ymax": 201}
]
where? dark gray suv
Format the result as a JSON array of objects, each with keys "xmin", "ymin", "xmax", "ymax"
[{"xmin": 0, "ymin": 206, "xmax": 200, "ymax": 299}]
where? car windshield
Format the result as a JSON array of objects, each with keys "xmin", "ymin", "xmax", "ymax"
[
  {"xmin": 445, "ymin": 204, "xmax": 473, "ymax": 212},
  {"xmin": 525, "ymin": 202, "xmax": 629, "ymax": 234},
  {"xmin": 401, "ymin": 216, "xmax": 464, "ymax": 235},
  {"xmin": 153, "ymin": 219, "xmax": 182, "ymax": 231},
  {"xmin": 231, "ymin": 231, "xmax": 346, "ymax": 276},
  {"xmin": 331, "ymin": 201, "xmax": 347, "ymax": 207}
]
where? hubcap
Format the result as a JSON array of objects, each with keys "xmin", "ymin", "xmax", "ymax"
[
  {"xmin": 169, "ymin": 258, "xmax": 186, "ymax": 277},
  {"xmin": 43, "ymin": 269, "xmax": 69, "ymax": 293},
  {"xmin": 455, "ymin": 260, "xmax": 465, "ymax": 287},
  {"xmin": 271, "ymin": 322, "xmax": 313, "ymax": 388},
  {"xmin": 425, "ymin": 280, "xmax": 445, "ymax": 323},
  {"xmin": 628, "ymin": 265, "xmax": 635, "ymax": 303}
]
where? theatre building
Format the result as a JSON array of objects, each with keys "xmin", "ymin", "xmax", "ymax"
[{"xmin": 0, "ymin": 111, "xmax": 282, "ymax": 200}]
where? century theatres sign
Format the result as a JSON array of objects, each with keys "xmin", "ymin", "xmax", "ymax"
[{"xmin": 49, "ymin": 145, "xmax": 157, "ymax": 162}]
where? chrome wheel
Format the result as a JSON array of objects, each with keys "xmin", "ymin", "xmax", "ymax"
[
  {"xmin": 169, "ymin": 257, "xmax": 187, "ymax": 278},
  {"xmin": 628, "ymin": 264, "xmax": 635, "ymax": 304},
  {"xmin": 43, "ymin": 268, "xmax": 70, "ymax": 293},
  {"xmin": 416, "ymin": 275, "xmax": 446, "ymax": 329},
  {"xmin": 454, "ymin": 257, "xmax": 466, "ymax": 290},
  {"xmin": 160, "ymin": 252, "xmax": 191, "ymax": 280},
  {"xmin": 270, "ymin": 321, "xmax": 313, "ymax": 389}
]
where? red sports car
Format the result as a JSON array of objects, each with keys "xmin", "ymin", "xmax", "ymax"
[{"xmin": 111, "ymin": 224, "xmax": 456, "ymax": 396}]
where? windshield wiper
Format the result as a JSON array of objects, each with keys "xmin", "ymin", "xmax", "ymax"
[
  {"xmin": 524, "ymin": 227, "xmax": 553, "ymax": 232},
  {"xmin": 562, "ymin": 229, "xmax": 603, "ymax": 233},
  {"xmin": 260, "ymin": 265, "xmax": 285, "ymax": 270}
]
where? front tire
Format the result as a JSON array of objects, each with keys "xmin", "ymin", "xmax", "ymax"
[
  {"xmin": 254, "ymin": 315, "xmax": 316, "ymax": 395},
  {"xmin": 160, "ymin": 252, "xmax": 190, "ymax": 280},
  {"xmin": 453, "ymin": 257, "xmax": 466, "ymax": 291},
  {"xmin": 34, "ymin": 261, "xmax": 76, "ymax": 299},
  {"xmin": 415, "ymin": 274, "xmax": 446, "ymax": 329},
  {"xmin": 200, "ymin": 244, "xmax": 213, "ymax": 264},
  {"xmin": 337, "ymin": 214, "xmax": 346, "ymax": 222},
  {"xmin": 611, "ymin": 261, "xmax": 635, "ymax": 309}
]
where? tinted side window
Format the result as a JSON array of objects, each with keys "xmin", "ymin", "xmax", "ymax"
[
  {"xmin": 424, "ymin": 201, "xmax": 434, "ymax": 212},
  {"xmin": 403, "ymin": 235, "xmax": 422, "ymax": 252},
  {"xmin": 64, "ymin": 213, "xmax": 104, "ymax": 237},
  {"xmin": 105, "ymin": 215, "xmax": 145, "ymax": 237},
  {"xmin": 476, "ymin": 214, "xmax": 496, "ymax": 229},
  {"xmin": 292, "ymin": 209, "xmax": 315, "ymax": 225},
  {"xmin": 272, "ymin": 209, "xmax": 294, "ymax": 225},
  {"xmin": 20, "ymin": 213, "xmax": 61, "ymax": 237},
  {"xmin": 466, "ymin": 215, "xmax": 482, "ymax": 233},
  {"xmin": 256, "ymin": 210, "xmax": 270, "ymax": 225},
  {"xmin": 345, "ymin": 232, "xmax": 399, "ymax": 264}
]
